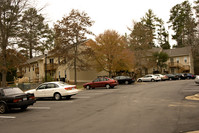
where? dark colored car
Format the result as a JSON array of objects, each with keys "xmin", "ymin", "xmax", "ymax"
[
  {"xmin": 114, "ymin": 76, "xmax": 135, "ymax": 84},
  {"xmin": 0, "ymin": 87, "xmax": 36, "ymax": 114},
  {"xmin": 83, "ymin": 77, "xmax": 118, "ymax": 89},
  {"xmin": 174, "ymin": 73, "xmax": 187, "ymax": 80},
  {"xmin": 184, "ymin": 73, "xmax": 195, "ymax": 79},
  {"xmin": 165, "ymin": 74, "xmax": 178, "ymax": 80}
]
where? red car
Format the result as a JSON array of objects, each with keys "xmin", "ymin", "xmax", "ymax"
[{"xmin": 83, "ymin": 77, "xmax": 118, "ymax": 89}]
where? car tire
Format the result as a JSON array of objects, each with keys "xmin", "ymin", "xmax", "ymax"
[
  {"xmin": 86, "ymin": 85, "xmax": 91, "ymax": 90},
  {"xmin": 54, "ymin": 93, "xmax": 62, "ymax": 100},
  {"xmin": 0, "ymin": 103, "xmax": 7, "ymax": 114},
  {"xmin": 138, "ymin": 79, "xmax": 142, "ymax": 82},
  {"xmin": 125, "ymin": 81, "xmax": 129, "ymax": 85},
  {"xmin": 106, "ymin": 84, "xmax": 110, "ymax": 89},
  {"xmin": 169, "ymin": 78, "xmax": 172, "ymax": 80},
  {"xmin": 151, "ymin": 79, "xmax": 155, "ymax": 82}
]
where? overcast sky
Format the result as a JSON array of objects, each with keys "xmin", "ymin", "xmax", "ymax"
[{"xmin": 35, "ymin": 0, "xmax": 195, "ymax": 44}]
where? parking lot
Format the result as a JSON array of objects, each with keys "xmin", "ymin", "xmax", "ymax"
[{"xmin": 1, "ymin": 80, "xmax": 199, "ymax": 133}]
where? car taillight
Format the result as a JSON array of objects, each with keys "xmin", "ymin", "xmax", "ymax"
[
  {"xmin": 13, "ymin": 98, "xmax": 22, "ymax": 103},
  {"xmin": 29, "ymin": 96, "xmax": 35, "ymax": 100},
  {"xmin": 65, "ymin": 86, "xmax": 76, "ymax": 90}
]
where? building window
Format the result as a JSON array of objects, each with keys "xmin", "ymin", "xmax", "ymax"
[
  {"xmin": 33, "ymin": 65, "xmax": 34, "ymax": 71},
  {"xmin": 184, "ymin": 57, "xmax": 187, "ymax": 63},
  {"xmin": 50, "ymin": 58, "xmax": 54, "ymax": 64},
  {"xmin": 176, "ymin": 58, "xmax": 179, "ymax": 63}
]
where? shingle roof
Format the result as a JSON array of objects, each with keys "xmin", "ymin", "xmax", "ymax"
[
  {"xmin": 25, "ymin": 55, "xmax": 45, "ymax": 64},
  {"xmin": 163, "ymin": 47, "xmax": 191, "ymax": 57}
]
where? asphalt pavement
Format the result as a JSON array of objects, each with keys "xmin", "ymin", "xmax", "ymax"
[{"xmin": 0, "ymin": 80, "xmax": 199, "ymax": 133}]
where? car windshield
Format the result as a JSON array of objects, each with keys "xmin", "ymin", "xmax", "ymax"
[
  {"xmin": 57, "ymin": 82, "xmax": 69, "ymax": 86},
  {"xmin": 3, "ymin": 88, "xmax": 23, "ymax": 96}
]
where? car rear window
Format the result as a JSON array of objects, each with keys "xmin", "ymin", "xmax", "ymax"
[
  {"xmin": 57, "ymin": 82, "xmax": 69, "ymax": 86},
  {"xmin": 3, "ymin": 88, "xmax": 23, "ymax": 96}
]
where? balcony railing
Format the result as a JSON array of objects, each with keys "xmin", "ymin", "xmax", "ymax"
[
  {"xmin": 168, "ymin": 62, "xmax": 190, "ymax": 71},
  {"xmin": 45, "ymin": 63, "xmax": 58, "ymax": 71}
]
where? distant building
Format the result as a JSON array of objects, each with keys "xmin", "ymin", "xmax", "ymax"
[
  {"xmin": 16, "ymin": 47, "xmax": 194, "ymax": 82},
  {"xmin": 16, "ymin": 54, "xmax": 107, "ymax": 83},
  {"xmin": 140, "ymin": 47, "xmax": 194, "ymax": 75}
]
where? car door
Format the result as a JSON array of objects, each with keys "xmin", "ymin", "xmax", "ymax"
[
  {"xmin": 92, "ymin": 78, "xmax": 101, "ymax": 88},
  {"xmin": 101, "ymin": 77, "xmax": 108, "ymax": 87},
  {"xmin": 144, "ymin": 76, "xmax": 151, "ymax": 81},
  {"xmin": 45, "ymin": 83, "xmax": 59, "ymax": 97},
  {"xmin": 115, "ymin": 77, "xmax": 121, "ymax": 84},
  {"xmin": 35, "ymin": 84, "xmax": 47, "ymax": 98}
]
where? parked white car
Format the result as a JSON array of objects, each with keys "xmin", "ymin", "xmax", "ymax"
[
  {"xmin": 154, "ymin": 74, "xmax": 168, "ymax": 81},
  {"xmin": 137, "ymin": 74, "xmax": 161, "ymax": 82},
  {"xmin": 195, "ymin": 75, "xmax": 199, "ymax": 84},
  {"xmin": 25, "ymin": 81, "xmax": 78, "ymax": 100}
]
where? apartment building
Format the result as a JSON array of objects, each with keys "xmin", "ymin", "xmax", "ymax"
[
  {"xmin": 17, "ymin": 47, "xmax": 194, "ymax": 82},
  {"xmin": 142, "ymin": 47, "xmax": 194, "ymax": 75},
  {"xmin": 164, "ymin": 47, "xmax": 194, "ymax": 74},
  {"xmin": 17, "ymin": 54, "xmax": 107, "ymax": 83}
]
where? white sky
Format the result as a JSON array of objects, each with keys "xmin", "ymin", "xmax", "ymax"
[{"xmin": 35, "ymin": 0, "xmax": 195, "ymax": 44}]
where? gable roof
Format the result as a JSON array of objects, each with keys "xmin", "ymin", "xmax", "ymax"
[
  {"xmin": 163, "ymin": 47, "xmax": 191, "ymax": 57},
  {"xmin": 25, "ymin": 55, "xmax": 45, "ymax": 65}
]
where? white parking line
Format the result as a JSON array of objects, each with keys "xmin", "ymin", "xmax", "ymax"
[
  {"xmin": 0, "ymin": 116, "xmax": 16, "ymax": 119},
  {"xmin": 37, "ymin": 101, "xmax": 74, "ymax": 103},
  {"xmin": 28, "ymin": 107, "xmax": 51, "ymax": 110},
  {"xmin": 75, "ymin": 96, "xmax": 90, "ymax": 99}
]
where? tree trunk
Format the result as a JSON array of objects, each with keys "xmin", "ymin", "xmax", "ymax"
[
  {"xmin": 1, "ymin": 70, "xmax": 7, "ymax": 87},
  {"xmin": 74, "ymin": 43, "xmax": 77, "ymax": 85},
  {"xmin": 1, "ymin": 46, "xmax": 7, "ymax": 87}
]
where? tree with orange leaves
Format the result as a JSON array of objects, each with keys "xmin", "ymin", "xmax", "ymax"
[{"xmin": 88, "ymin": 30, "xmax": 134, "ymax": 77}]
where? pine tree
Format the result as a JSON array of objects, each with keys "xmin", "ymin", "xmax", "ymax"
[{"xmin": 19, "ymin": 8, "xmax": 53, "ymax": 58}]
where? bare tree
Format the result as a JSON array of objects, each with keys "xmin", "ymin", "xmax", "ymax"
[{"xmin": 52, "ymin": 9, "xmax": 94, "ymax": 84}]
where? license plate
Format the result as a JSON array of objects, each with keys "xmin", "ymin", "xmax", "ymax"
[{"xmin": 23, "ymin": 97, "xmax": 27, "ymax": 101}]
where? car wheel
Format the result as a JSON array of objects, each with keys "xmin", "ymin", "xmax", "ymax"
[
  {"xmin": 151, "ymin": 79, "xmax": 155, "ymax": 82},
  {"xmin": 86, "ymin": 85, "xmax": 91, "ymax": 90},
  {"xmin": 138, "ymin": 79, "xmax": 142, "ymax": 82},
  {"xmin": 0, "ymin": 103, "xmax": 6, "ymax": 114},
  {"xmin": 169, "ymin": 78, "xmax": 172, "ymax": 80},
  {"xmin": 54, "ymin": 93, "xmax": 62, "ymax": 100},
  {"xmin": 125, "ymin": 81, "xmax": 129, "ymax": 85},
  {"xmin": 106, "ymin": 84, "xmax": 110, "ymax": 89}
]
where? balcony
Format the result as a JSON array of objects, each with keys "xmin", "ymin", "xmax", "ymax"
[
  {"xmin": 182, "ymin": 65, "xmax": 190, "ymax": 71},
  {"xmin": 168, "ymin": 62, "xmax": 190, "ymax": 71},
  {"xmin": 168, "ymin": 62, "xmax": 182, "ymax": 68},
  {"xmin": 45, "ymin": 63, "xmax": 58, "ymax": 71}
]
